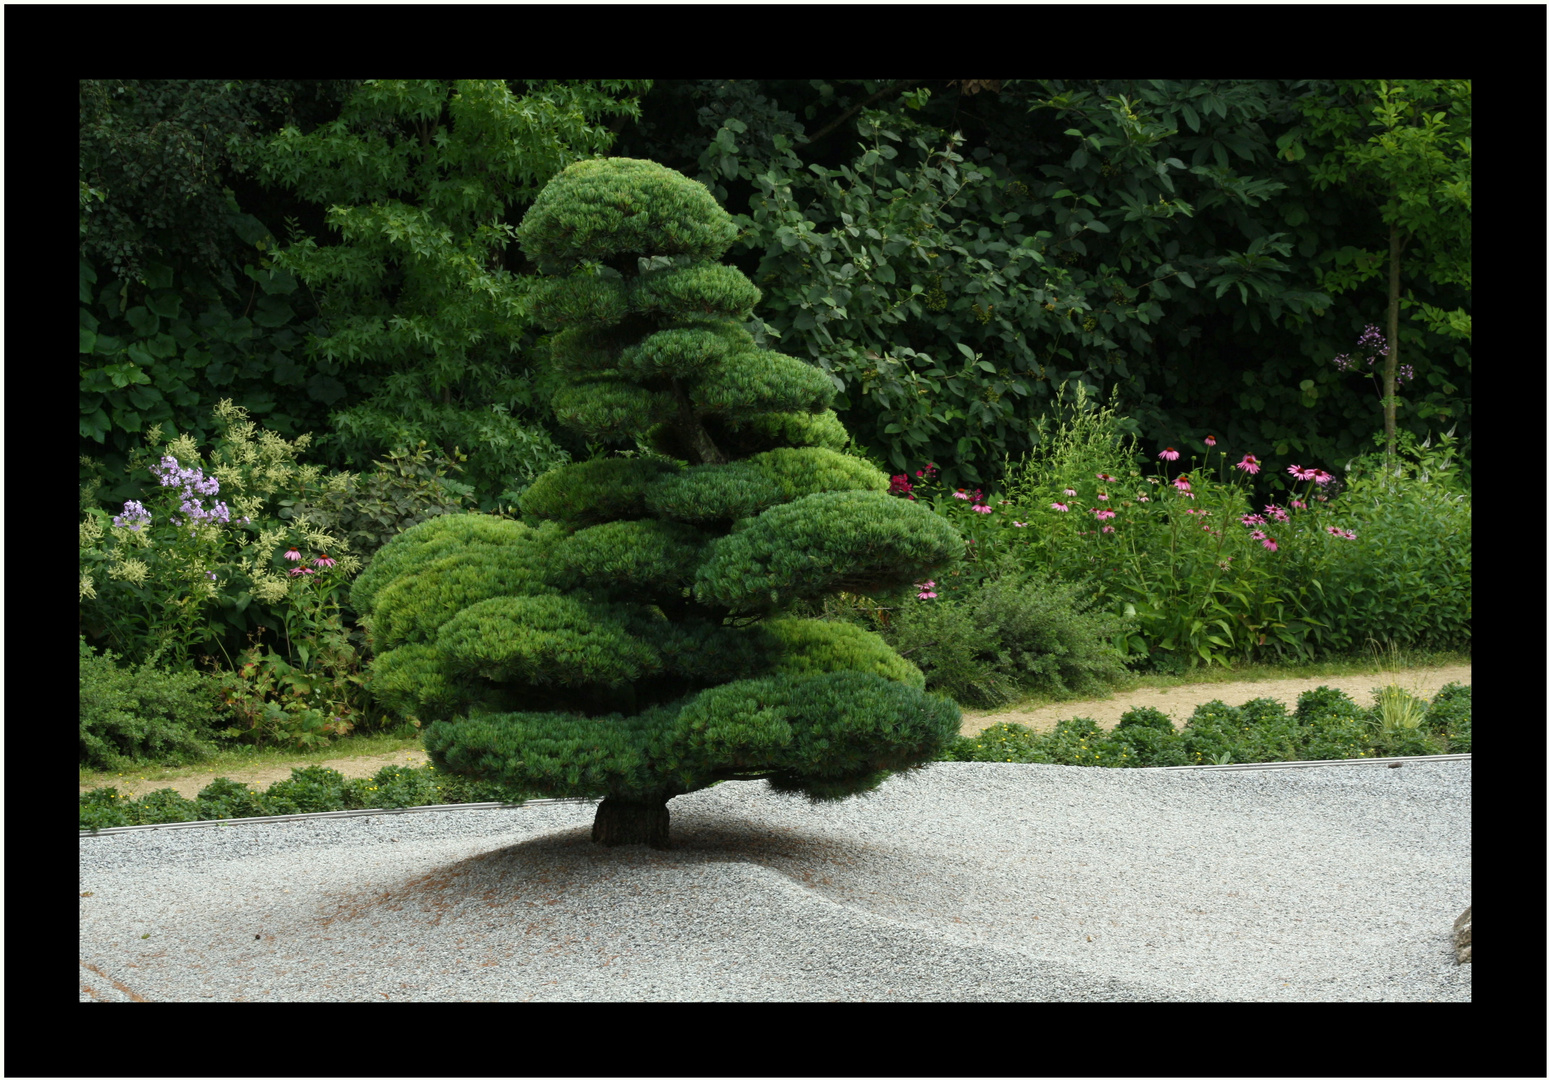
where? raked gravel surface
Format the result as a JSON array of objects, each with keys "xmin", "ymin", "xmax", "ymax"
[{"xmin": 79, "ymin": 759, "xmax": 1471, "ymax": 1002}]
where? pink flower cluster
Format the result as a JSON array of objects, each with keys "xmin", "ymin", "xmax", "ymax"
[{"xmin": 284, "ymin": 547, "xmax": 336, "ymax": 578}]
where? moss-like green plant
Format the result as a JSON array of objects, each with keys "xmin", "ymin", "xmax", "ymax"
[{"xmin": 365, "ymin": 157, "xmax": 965, "ymax": 848}]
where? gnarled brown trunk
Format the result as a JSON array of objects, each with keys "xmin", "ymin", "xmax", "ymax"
[{"xmin": 591, "ymin": 793, "xmax": 673, "ymax": 849}]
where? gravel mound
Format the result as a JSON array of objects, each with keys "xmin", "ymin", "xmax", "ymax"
[{"xmin": 79, "ymin": 759, "xmax": 1471, "ymax": 1002}]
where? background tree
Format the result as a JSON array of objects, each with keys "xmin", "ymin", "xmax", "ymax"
[
  {"xmin": 247, "ymin": 79, "xmax": 652, "ymax": 509},
  {"xmin": 1277, "ymin": 79, "xmax": 1471, "ymax": 454},
  {"xmin": 80, "ymin": 80, "xmax": 359, "ymax": 505},
  {"xmin": 609, "ymin": 79, "xmax": 1470, "ymax": 498},
  {"xmin": 357, "ymin": 158, "xmax": 965, "ymax": 848}
]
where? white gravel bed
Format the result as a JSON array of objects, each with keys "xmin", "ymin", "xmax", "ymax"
[{"xmin": 79, "ymin": 759, "xmax": 1471, "ymax": 1002}]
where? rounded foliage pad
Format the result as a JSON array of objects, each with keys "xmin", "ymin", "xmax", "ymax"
[{"xmin": 516, "ymin": 157, "xmax": 738, "ymax": 275}]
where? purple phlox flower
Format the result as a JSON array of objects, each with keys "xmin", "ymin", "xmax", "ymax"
[{"xmin": 113, "ymin": 500, "xmax": 153, "ymax": 530}]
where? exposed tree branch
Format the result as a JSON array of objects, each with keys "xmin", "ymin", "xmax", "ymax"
[{"xmin": 799, "ymin": 80, "xmax": 924, "ymax": 149}]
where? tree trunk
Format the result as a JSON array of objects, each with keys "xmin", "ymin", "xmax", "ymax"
[
  {"xmin": 1384, "ymin": 219, "xmax": 1403, "ymax": 455},
  {"xmin": 591, "ymin": 793, "xmax": 673, "ymax": 849}
]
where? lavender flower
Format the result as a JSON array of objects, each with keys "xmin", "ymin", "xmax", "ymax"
[{"xmin": 112, "ymin": 500, "xmax": 153, "ymax": 531}]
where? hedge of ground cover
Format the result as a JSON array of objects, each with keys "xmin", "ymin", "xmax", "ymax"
[
  {"xmin": 79, "ymin": 684, "xmax": 1470, "ymax": 831},
  {"xmin": 941, "ymin": 682, "xmax": 1471, "ymax": 767}
]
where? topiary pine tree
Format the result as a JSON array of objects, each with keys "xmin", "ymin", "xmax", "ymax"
[{"xmin": 357, "ymin": 157, "xmax": 966, "ymax": 849}]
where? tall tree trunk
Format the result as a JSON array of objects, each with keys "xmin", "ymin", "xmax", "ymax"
[
  {"xmin": 1384, "ymin": 219, "xmax": 1403, "ymax": 455},
  {"xmin": 592, "ymin": 793, "xmax": 673, "ymax": 849}
]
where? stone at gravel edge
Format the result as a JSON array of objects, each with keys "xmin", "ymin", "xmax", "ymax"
[{"xmin": 1453, "ymin": 905, "xmax": 1471, "ymax": 964}]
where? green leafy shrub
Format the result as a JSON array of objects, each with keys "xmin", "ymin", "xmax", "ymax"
[
  {"xmin": 872, "ymin": 587, "xmax": 1019, "ymax": 709},
  {"xmin": 79, "ymin": 636, "xmax": 226, "ymax": 770},
  {"xmin": 1291, "ymin": 685, "xmax": 1374, "ymax": 761},
  {"xmin": 1292, "ymin": 432, "xmax": 1471, "ymax": 654},
  {"xmin": 938, "ymin": 721, "xmax": 1052, "ymax": 764},
  {"xmin": 1178, "ymin": 701, "xmax": 1244, "ymax": 766},
  {"xmin": 279, "ymin": 442, "xmax": 478, "ymax": 569},
  {"xmin": 134, "ymin": 787, "xmax": 203, "ymax": 824},
  {"xmin": 349, "ymin": 764, "xmax": 446, "ymax": 809},
  {"xmin": 1037, "ymin": 717, "xmax": 1113, "ymax": 766},
  {"xmin": 194, "ymin": 777, "xmax": 270, "ymax": 821},
  {"xmin": 1426, "ymin": 682, "xmax": 1471, "ymax": 752},
  {"xmin": 258, "ymin": 765, "xmax": 354, "ymax": 815},
  {"xmin": 79, "ymin": 787, "xmax": 137, "ymax": 831},
  {"xmin": 878, "ymin": 555, "xmax": 1130, "ymax": 708},
  {"xmin": 1107, "ymin": 706, "xmax": 1190, "ymax": 767}
]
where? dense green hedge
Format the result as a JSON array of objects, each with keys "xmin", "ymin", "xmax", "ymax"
[{"xmin": 81, "ymin": 682, "xmax": 1469, "ymax": 830}]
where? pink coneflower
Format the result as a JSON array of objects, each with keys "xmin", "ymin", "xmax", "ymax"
[
  {"xmin": 1090, "ymin": 508, "xmax": 1116, "ymax": 521},
  {"xmin": 1097, "ymin": 492, "xmax": 1109, "ymax": 500},
  {"xmin": 1051, "ymin": 502, "xmax": 1070, "ymax": 512},
  {"xmin": 1287, "ymin": 465, "xmax": 1318, "ymax": 481},
  {"xmin": 953, "ymin": 490, "xmax": 972, "ymax": 500},
  {"xmin": 314, "ymin": 555, "xmax": 336, "ymax": 569},
  {"xmin": 1172, "ymin": 475, "xmax": 1191, "ymax": 491},
  {"xmin": 1013, "ymin": 521, "xmax": 1028, "ymax": 527},
  {"xmin": 1314, "ymin": 470, "xmax": 1335, "ymax": 485},
  {"xmin": 1235, "ymin": 454, "xmax": 1262, "ymax": 475},
  {"xmin": 1063, "ymin": 488, "xmax": 1078, "ymax": 497},
  {"xmin": 1205, "ymin": 436, "xmax": 1217, "ymax": 447},
  {"xmin": 284, "ymin": 548, "xmax": 302, "ymax": 562},
  {"xmin": 1159, "ymin": 447, "xmax": 1180, "ymax": 461},
  {"xmin": 1242, "ymin": 513, "xmax": 1266, "ymax": 526},
  {"xmin": 973, "ymin": 504, "xmax": 992, "ymax": 514},
  {"xmin": 1096, "ymin": 472, "xmax": 1115, "ymax": 482},
  {"xmin": 1264, "ymin": 504, "xmax": 1290, "ymax": 523},
  {"xmin": 1101, "ymin": 525, "xmax": 1115, "ymax": 533},
  {"xmin": 288, "ymin": 565, "xmax": 315, "ymax": 578},
  {"xmin": 1260, "ymin": 536, "xmax": 1279, "ymax": 551},
  {"xmin": 917, "ymin": 581, "xmax": 938, "ymax": 600},
  {"xmin": 1290, "ymin": 499, "xmax": 1306, "ymax": 510}
]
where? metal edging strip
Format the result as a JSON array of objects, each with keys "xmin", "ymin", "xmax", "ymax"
[{"xmin": 78, "ymin": 753, "xmax": 1469, "ymax": 838}]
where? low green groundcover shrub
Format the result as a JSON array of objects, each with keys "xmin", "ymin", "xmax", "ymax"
[
  {"xmin": 81, "ymin": 683, "xmax": 1471, "ymax": 830},
  {"xmin": 941, "ymin": 683, "xmax": 1471, "ymax": 768},
  {"xmin": 79, "ymin": 636, "xmax": 229, "ymax": 772},
  {"xmin": 79, "ymin": 762, "xmax": 540, "ymax": 831}
]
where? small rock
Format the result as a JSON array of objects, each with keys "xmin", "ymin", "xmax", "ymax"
[{"xmin": 1453, "ymin": 905, "xmax": 1471, "ymax": 964}]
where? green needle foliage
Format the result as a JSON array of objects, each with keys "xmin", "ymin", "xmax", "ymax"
[{"xmin": 360, "ymin": 157, "xmax": 966, "ymax": 848}]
